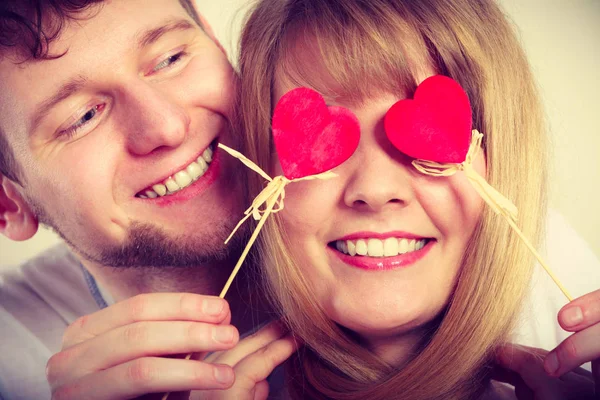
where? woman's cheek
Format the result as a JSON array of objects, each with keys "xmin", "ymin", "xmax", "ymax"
[
  {"xmin": 281, "ymin": 180, "xmax": 339, "ymax": 233},
  {"xmin": 413, "ymin": 172, "xmax": 483, "ymax": 239},
  {"xmin": 282, "ymin": 183, "xmax": 322, "ymax": 229}
]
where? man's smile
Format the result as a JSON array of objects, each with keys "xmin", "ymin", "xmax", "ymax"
[{"xmin": 136, "ymin": 142, "xmax": 216, "ymax": 199}]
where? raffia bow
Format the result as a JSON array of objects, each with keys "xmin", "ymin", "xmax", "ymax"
[
  {"xmin": 413, "ymin": 130, "xmax": 518, "ymax": 223},
  {"xmin": 217, "ymin": 143, "xmax": 337, "ymax": 297},
  {"xmin": 412, "ymin": 130, "xmax": 571, "ymax": 301}
]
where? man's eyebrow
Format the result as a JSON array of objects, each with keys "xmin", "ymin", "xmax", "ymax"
[
  {"xmin": 30, "ymin": 75, "xmax": 89, "ymax": 134},
  {"xmin": 137, "ymin": 19, "xmax": 196, "ymax": 49},
  {"xmin": 28, "ymin": 20, "xmax": 196, "ymax": 134}
]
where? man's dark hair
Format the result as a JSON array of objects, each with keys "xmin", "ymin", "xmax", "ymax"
[{"xmin": 0, "ymin": 0, "xmax": 201, "ymax": 184}]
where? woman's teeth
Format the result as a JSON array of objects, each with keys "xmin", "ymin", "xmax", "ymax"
[
  {"xmin": 138, "ymin": 146, "xmax": 214, "ymax": 199},
  {"xmin": 335, "ymin": 238, "xmax": 427, "ymax": 257}
]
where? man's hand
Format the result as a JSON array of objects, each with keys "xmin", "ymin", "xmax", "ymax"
[
  {"xmin": 46, "ymin": 293, "xmax": 239, "ymax": 399},
  {"xmin": 494, "ymin": 343, "xmax": 594, "ymax": 399},
  {"xmin": 494, "ymin": 288, "xmax": 600, "ymax": 399},
  {"xmin": 192, "ymin": 321, "xmax": 298, "ymax": 400},
  {"xmin": 547, "ymin": 289, "xmax": 600, "ymax": 394}
]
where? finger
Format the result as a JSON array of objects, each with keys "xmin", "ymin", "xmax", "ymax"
[
  {"xmin": 47, "ymin": 321, "xmax": 238, "ymax": 388},
  {"xmin": 493, "ymin": 362, "xmax": 593, "ymax": 400},
  {"xmin": 558, "ymin": 289, "xmax": 600, "ymax": 332},
  {"xmin": 495, "ymin": 344, "xmax": 562, "ymax": 399},
  {"xmin": 253, "ymin": 380, "xmax": 269, "ymax": 400},
  {"xmin": 51, "ymin": 358, "xmax": 234, "ymax": 400},
  {"xmin": 210, "ymin": 321, "xmax": 288, "ymax": 366},
  {"xmin": 234, "ymin": 334, "xmax": 298, "ymax": 385},
  {"xmin": 545, "ymin": 322, "xmax": 600, "ymax": 377},
  {"xmin": 62, "ymin": 293, "xmax": 230, "ymax": 348}
]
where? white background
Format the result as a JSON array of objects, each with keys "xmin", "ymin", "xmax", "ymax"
[{"xmin": 0, "ymin": 0, "xmax": 598, "ymax": 267}]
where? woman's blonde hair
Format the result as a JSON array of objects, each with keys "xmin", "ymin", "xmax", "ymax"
[{"xmin": 236, "ymin": 0, "xmax": 548, "ymax": 398}]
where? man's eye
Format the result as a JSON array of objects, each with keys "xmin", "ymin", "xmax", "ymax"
[
  {"xmin": 153, "ymin": 51, "xmax": 188, "ymax": 72},
  {"xmin": 60, "ymin": 104, "xmax": 105, "ymax": 139}
]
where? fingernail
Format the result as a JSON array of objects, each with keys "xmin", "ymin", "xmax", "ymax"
[
  {"xmin": 213, "ymin": 326, "xmax": 234, "ymax": 344},
  {"xmin": 213, "ymin": 365, "xmax": 234, "ymax": 384},
  {"xmin": 544, "ymin": 352, "xmax": 559, "ymax": 375},
  {"xmin": 203, "ymin": 299, "xmax": 224, "ymax": 316},
  {"xmin": 562, "ymin": 306, "xmax": 583, "ymax": 327}
]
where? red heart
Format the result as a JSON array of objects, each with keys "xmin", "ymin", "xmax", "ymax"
[
  {"xmin": 384, "ymin": 75, "xmax": 472, "ymax": 164},
  {"xmin": 272, "ymin": 87, "xmax": 361, "ymax": 180}
]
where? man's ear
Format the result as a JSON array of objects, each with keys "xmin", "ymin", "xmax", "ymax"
[
  {"xmin": 0, "ymin": 176, "xmax": 38, "ymax": 241},
  {"xmin": 190, "ymin": 2, "xmax": 227, "ymax": 54}
]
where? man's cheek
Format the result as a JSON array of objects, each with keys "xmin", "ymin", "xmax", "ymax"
[
  {"xmin": 39, "ymin": 150, "xmax": 120, "ymax": 227},
  {"xmin": 181, "ymin": 55, "xmax": 236, "ymax": 114}
]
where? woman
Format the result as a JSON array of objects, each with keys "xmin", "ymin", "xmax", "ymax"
[{"xmin": 231, "ymin": 0, "xmax": 598, "ymax": 398}]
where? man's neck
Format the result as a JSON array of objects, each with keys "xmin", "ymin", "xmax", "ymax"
[
  {"xmin": 78, "ymin": 254, "xmax": 270, "ymax": 333},
  {"xmin": 81, "ymin": 258, "xmax": 233, "ymax": 301}
]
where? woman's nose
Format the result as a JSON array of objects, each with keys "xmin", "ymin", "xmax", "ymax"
[
  {"xmin": 343, "ymin": 158, "xmax": 414, "ymax": 212},
  {"xmin": 342, "ymin": 131, "xmax": 416, "ymax": 212}
]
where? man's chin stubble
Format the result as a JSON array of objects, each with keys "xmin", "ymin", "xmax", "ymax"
[
  {"xmin": 94, "ymin": 221, "xmax": 239, "ymax": 268},
  {"xmin": 40, "ymin": 212, "xmax": 243, "ymax": 269}
]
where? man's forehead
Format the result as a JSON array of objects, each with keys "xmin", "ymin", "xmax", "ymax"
[
  {"xmin": 46, "ymin": 0, "xmax": 196, "ymax": 54},
  {"xmin": 0, "ymin": 0, "xmax": 197, "ymax": 74}
]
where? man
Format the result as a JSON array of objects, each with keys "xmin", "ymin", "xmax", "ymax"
[{"xmin": 0, "ymin": 1, "xmax": 276, "ymax": 398}]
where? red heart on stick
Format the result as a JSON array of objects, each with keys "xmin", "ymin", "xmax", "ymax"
[
  {"xmin": 272, "ymin": 87, "xmax": 361, "ymax": 180},
  {"xmin": 384, "ymin": 75, "xmax": 472, "ymax": 164}
]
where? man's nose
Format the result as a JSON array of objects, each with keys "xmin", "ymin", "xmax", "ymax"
[{"xmin": 119, "ymin": 82, "xmax": 190, "ymax": 156}]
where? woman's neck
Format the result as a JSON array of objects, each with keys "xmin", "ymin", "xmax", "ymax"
[
  {"xmin": 357, "ymin": 317, "xmax": 441, "ymax": 366},
  {"xmin": 361, "ymin": 331, "xmax": 427, "ymax": 366}
]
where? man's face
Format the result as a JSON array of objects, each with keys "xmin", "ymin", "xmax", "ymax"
[{"xmin": 0, "ymin": 0, "xmax": 243, "ymax": 267}]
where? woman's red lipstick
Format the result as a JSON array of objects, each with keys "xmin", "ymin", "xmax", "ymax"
[{"xmin": 329, "ymin": 236, "xmax": 434, "ymax": 271}]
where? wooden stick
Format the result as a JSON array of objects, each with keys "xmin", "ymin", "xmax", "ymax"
[
  {"xmin": 505, "ymin": 217, "xmax": 572, "ymax": 301},
  {"xmin": 218, "ymin": 184, "xmax": 285, "ymax": 298},
  {"xmin": 161, "ymin": 184, "xmax": 285, "ymax": 400}
]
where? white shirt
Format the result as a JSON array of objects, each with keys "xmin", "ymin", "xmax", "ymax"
[
  {"xmin": 0, "ymin": 210, "xmax": 598, "ymax": 400},
  {"xmin": 514, "ymin": 211, "xmax": 600, "ymax": 350},
  {"xmin": 0, "ymin": 246, "xmax": 111, "ymax": 400}
]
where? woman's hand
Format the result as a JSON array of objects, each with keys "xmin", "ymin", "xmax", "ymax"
[
  {"xmin": 494, "ymin": 288, "xmax": 600, "ymax": 399},
  {"xmin": 192, "ymin": 321, "xmax": 298, "ymax": 400},
  {"xmin": 46, "ymin": 293, "xmax": 239, "ymax": 400}
]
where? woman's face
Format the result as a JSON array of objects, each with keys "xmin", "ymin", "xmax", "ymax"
[{"xmin": 272, "ymin": 70, "xmax": 486, "ymax": 356}]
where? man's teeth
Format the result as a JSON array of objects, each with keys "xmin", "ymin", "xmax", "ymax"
[
  {"xmin": 335, "ymin": 238, "xmax": 427, "ymax": 257},
  {"xmin": 138, "ymin": 146, "xmax": 214, "ymax": 199}
]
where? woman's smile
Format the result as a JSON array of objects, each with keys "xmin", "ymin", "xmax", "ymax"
[{"xmin": 328, "ymin": 233, "xmax": 435, "ymax": 270}]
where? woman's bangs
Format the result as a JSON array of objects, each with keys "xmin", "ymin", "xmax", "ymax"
[{"xmin": 276, "ymin": 5, "xmax": 422, "ymax": 104}]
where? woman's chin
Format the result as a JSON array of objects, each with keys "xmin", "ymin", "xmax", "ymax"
[
  {"xmin": 329, "ymin": 308, "xmax": 442, "ymax": 357},
  {"xmin": 335, "ymin": 315, "xmax": 423, "ymax": 341}
]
